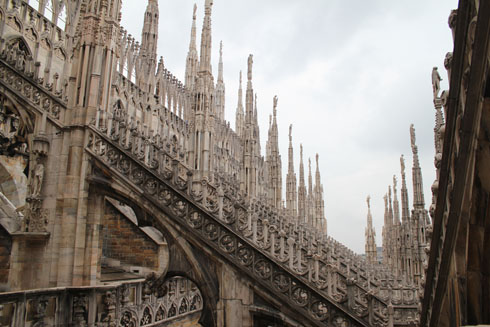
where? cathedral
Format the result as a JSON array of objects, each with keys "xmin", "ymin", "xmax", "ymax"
[{"xmin": 0, "ymin": 0, "xmax": 488, "ymax": 326}]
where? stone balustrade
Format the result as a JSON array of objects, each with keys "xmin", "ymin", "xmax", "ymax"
[{"xmin": 0, "ymin": 276, "xmax": 204, "ymax": 326}]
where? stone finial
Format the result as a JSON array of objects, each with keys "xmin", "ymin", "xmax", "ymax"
[{"xmin": 193, "ymin": 3, "xmax": 197, "ymax": 19}]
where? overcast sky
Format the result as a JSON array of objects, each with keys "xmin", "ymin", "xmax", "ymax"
[{"xmin": 121, "ymin": 0, "xmax": 457, "ymax": 254}]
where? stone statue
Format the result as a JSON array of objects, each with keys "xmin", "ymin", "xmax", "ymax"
[
  {"xmin": 431, "ymin": 67, "xmax": 442, "ymax": 98},
  {"xmin": 400, "ymin": 155, "xmax": 405, "ymax": 175},
  {"xmin": 273, "ymin": 95, "xmax": 278, "ymax": 109},
  {"xmin": 410, "ymin": 124, "xmax": 417, "ymax": 153},
  {"xmin": 366, "ymin": 195, "xmax": 371, "ymax": 209},
  {"xmin": 31, "ymin": 160, "xmax": 45, "ymax": 197},
  {"xmin": 247, "ymin": 54, "xmax": 253, "ymax": 81}
]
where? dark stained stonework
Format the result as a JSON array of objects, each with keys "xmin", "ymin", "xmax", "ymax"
[{"xmin": 420, "ymin": 0, "xmax": 490, "ymax": 326}]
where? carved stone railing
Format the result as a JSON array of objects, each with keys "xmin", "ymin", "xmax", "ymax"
[
  {"xmin": 0, "ymin": 57, "xmax": 66, "ymax": 124},
  {"xmin": 0, "ymin": 276, "xmax": 203, "ymax": 327},
  {"xmin": 86, "ymin": 120, "xmax": 419, "ymax": 326}
]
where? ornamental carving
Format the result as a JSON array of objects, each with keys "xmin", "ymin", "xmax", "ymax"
[{"xmin": 0, "ymin": 94, "xmax": 28, "ymax": 157}]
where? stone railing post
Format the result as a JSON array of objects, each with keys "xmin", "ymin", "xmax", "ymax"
[
  {"xmin": 279, "ymin": 229, "xmax": 286, "ymax": 260},
  {"xmin": 270, "ymin": 225, "xmax": 276, "ymax": 257},
  {"xmin": 252, "ymin": 214, "xmax": 258, "ymax": 243},
  {"xmin": 172, "ymin": 159, "xmax": 179, "ymax": 185},
  {"xmin": 287, "ymin": 237, "xmax": 295, "ymax": 270},
  {"xmin": 314, "ymin": 254, "xmax": 321, "ymax": 283},
  {"xmin": 346, "ymin": 277, "xmax": 356, "ymax": 309},
  {"xmin": 106, "ymin": 111, "xmax": 113, "ymax": 137},
  {"xmin": 186, "ymin": 171, "xmax": 193, "ymax": 196},
  {"xmin": 263, "ymin": 219, "xmax": 269, "ymax": 246},
  {"xmin": 367, "ymin": 291, "xmax": 375, "ymax": 326},
  {"xmin": 388, "ymin": 302, "xmax": 394, "ymax": 327},
  {"xmin": 52, "ymin": 72, "xmax": 59, "ymax": 94},
  {"xmin": 34, "ymin": 61, "xmax": 41, "ymax": 81},
  {"xmin": 217, "ymin": 184, "xmax": 224, "ymax": 221},
  {"xmin": 201, "ymin": 178, "xmax": 208, "ymax": 208}
]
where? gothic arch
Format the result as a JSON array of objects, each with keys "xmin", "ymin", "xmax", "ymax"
[
  {"xmin": 139, "ymin": 306, "xmax": 152, "ymax": 326},
  {"xmin": 155, "ymin": 305, "xmax": 165, "ymax": 322},
  {"xmin": 4, "ymin": 35, "xmax": 34, "ymax": 59},
  {"xmin": 87, "ymin": 176, "xmax": 218, "ymax": 326}
]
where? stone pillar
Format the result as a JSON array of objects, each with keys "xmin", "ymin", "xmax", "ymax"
[{"xmin": 217, "ymin": 265, "xmax": 252, "ymax": 327}]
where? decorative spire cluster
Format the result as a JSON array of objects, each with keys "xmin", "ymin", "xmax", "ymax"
[
  {"xmin": 128, "ymin": 0, "xmax": 329, "ymax": 235},
  {"xmin": 372, "ymin": 124, "xmax": 431, "ymax": 285}
]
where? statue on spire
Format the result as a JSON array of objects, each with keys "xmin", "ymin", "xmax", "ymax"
[
  {"xmin": 367, "ymin": 195, "xmax": 371, "ymax": 209},
  {"xmin": 410, "ymin": 124, "xmax": 418, "ymax": 154},
  {"xmin": 289, "ymin": 124, "xmax": 292, "ymax": 143},
  {"xmin": 193, "ymin": 3, "xmax": 197, "ymax": 19},
  {"xmin": 400, "ymin": 155, "xmax": 406, "ymax": 175},
  {"xmin": 273, "ymin": 95, "xmax": 278, "ymax": 110},
  {"xmin": 247, "ymin": 54, "xmax": 253, "ymax": 81},
  {"xmin": 393, "ymin": 175, "xmax": 397, "ymax": 190},
  {"xmin": 432, "ymin": 67, "xmax": 442, "ymax": 98}
]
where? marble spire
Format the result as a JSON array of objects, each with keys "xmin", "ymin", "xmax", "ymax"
[
  {"xmin": 286, "ymin": 125, "xmax": 297, "ymax": 217},
  {"xmin": 199, "ymin": 0, "xmax": 213, "ymax": 74},
  {"xmin": 365, "ymin": 195, "xmax": 377, "ymax": 265},
  {"xmin": 314, "ymin": 154, "xmax": 326, "ymax": 235},
  {"xmin": 400, "ymin": 155, "xmax": 410, "ymax": 224},
  {"xmin": 410, "ymin": 124, "xmax": 425, "ymax": 208},
  {"xmin": 235, "ymin": 71, "xmax": 244, "ymax": 137},
  {"xmin": 298, "ymin": 144, "xmax": 307, "ymax": 224},
  {"xmin": 185, "ymin": 4, "xmax": 199, "ymax": 89},
  {"xmin": 215, "ymin": 41, "xmax": 225, "ymax": 121}
]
